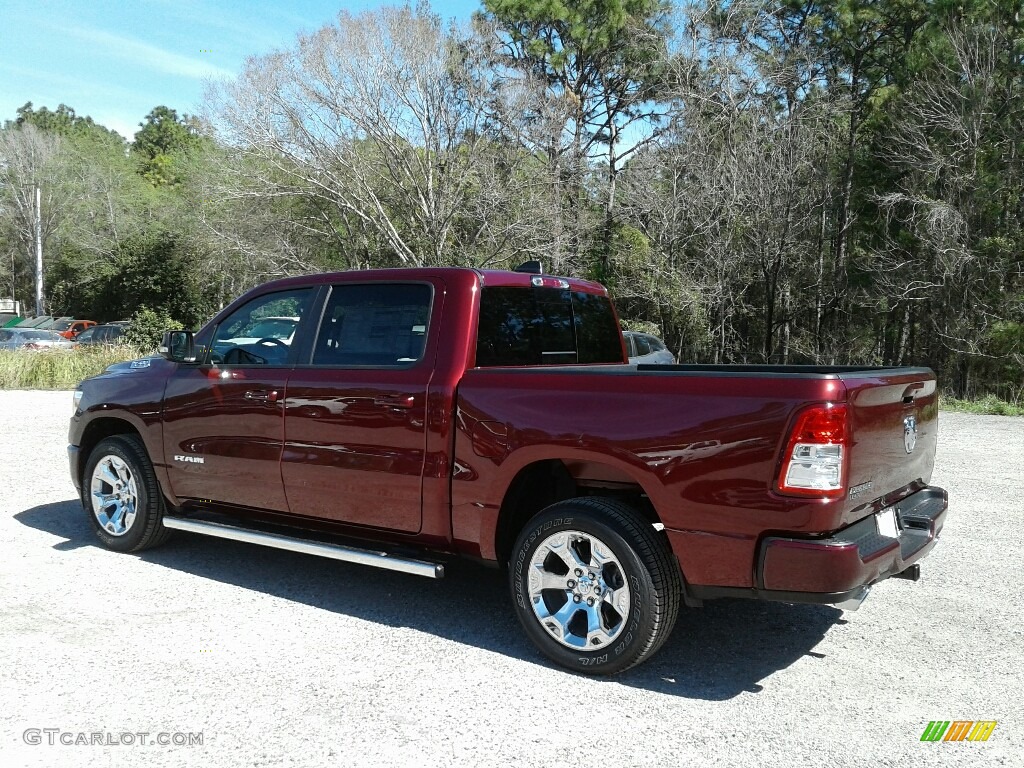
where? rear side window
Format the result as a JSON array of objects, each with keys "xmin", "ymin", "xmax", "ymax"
[
  {"xmin": 476, "ymin": 286, "xmax": 623, "ymax": 367},
  {"xmin": 633, "ymin": 336, "xmax": 651, "ymax": 356},
  {"xmin": 312, "ymin": 283, "xmax": 431, "ymax": 367}
]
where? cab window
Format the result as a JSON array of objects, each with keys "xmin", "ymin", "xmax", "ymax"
[
  {"xmin": 311, "ymin": 283, "xmax": 432, "ymax": 367},
  {"xmin": 209, "ymin": 288, "xmax": 313, "ymax": 366},
  {"xmin": 476, "ymin": 287, "xmax": 622, "ymax": 367}
]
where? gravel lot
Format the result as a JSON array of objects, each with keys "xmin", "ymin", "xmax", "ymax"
[{"xmin": 1, "ymin": 389, "xmax": 1021, "ymax": 767}]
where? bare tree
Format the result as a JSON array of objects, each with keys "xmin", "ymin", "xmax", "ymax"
[
  {"xmin": 0, "ymin": 125, "xmax": 65, "ymax": 312},
  {"xmin": 874, "ymin": 22, "xmax": 1017, "ymax": 390},
  {"xmin": 621, "ymin": 6, "xmax": 840, "ymax": 364},
  {"xmin": 206, "ymin": 5, "xmax": 513, "ymax": 268}
]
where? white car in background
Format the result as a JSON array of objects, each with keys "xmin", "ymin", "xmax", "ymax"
[
  {"xmin": 623, "ymin": 331, "xmax": 675, "ymax": 365},
  {"xmin": 0, "ymin": 328, "xmax": 75, "ymax": 351},
  {"xmin": 220, "ymin": 316, "xmax": 299, "ymax": 346}
]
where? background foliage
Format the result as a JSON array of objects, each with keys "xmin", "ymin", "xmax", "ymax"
[{"xmin": 0, "ymin": 0, "xmax": 1020, "ymax": 400}]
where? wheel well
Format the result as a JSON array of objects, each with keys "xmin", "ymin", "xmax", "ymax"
[
  {"xmin": 77, "ymin": 418, "xmax": 142, "ymax": 486},
  {"xmin": 493, "ymin": 459, "xmax": 661, "ymax": 566}
]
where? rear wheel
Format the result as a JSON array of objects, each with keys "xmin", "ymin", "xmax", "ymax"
[
  {"xmin": 83, "ymin": 435, "xmax": 171, "ymax": 553},
  {"xmin": 509, "ymin": 497, "xmax": 681, "ymax": 674}
]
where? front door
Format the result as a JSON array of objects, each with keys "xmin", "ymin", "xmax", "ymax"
[{"xmin": 162, "ymin": 286, "xmax": 315, "ymax": 512}]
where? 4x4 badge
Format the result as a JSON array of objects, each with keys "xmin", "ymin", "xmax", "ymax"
[{"xmin": 904, "ymin": 416, "xmax": 918, "ymax": 454}]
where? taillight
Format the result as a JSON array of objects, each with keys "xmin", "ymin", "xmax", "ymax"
[{"xmin": 777, "ymin": 403, "xmax": 848, "ymax": 498}]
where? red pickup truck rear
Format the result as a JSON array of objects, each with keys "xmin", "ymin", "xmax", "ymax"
[{"xmin": 68, "ymin": 266, "xmax": 948, "ymax": 674}]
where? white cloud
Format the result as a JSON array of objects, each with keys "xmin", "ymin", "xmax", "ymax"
[{"xmin": 61, "ymin": 26, "xmax": 235, "ymax": 81}]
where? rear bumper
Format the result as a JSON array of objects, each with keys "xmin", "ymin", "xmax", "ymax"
[{"xmin": 689, "ymin": 485, "xmax": 948, "ymax": 608}]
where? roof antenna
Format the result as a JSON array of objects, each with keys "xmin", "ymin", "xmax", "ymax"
[{"xmin": 513, "ymin": 260, "xmax": 543, "ymax": 274}]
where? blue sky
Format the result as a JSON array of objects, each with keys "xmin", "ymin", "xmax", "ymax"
[{"xmin": 0, "ymin": 0, "xmax": 481, "ymax": 140}]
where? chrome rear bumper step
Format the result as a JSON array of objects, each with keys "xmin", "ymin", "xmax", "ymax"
[
  {"xmin": 832, "ymin": 585, "xmax": 870, "ymax": 612},
  {"xmin": 162, "ymin": 516, "xmax": 445, "ymax": 579}
]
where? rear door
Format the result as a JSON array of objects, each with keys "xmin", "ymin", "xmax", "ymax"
[
  {"xmin": 281, "ymin": 281, "xmax": 439, "ymax": 532},
  {"xmin": 162, "ymin": 286, "xmax": 316, "ymax": 512}
]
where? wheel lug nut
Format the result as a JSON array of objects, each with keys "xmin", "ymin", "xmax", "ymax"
[
  {"xmin": 567, "ymin": 580, "xmax": 576, "ymax": 589},
  {"xmin": 573, "ymin": 595, "xmax": 581, "ymax": 603},
  {"xmin": 588, "ymin": 572, "xmax": 596, "ymax": 579},
  {"xmin": 587, "ymin": 598, "xmax": 594, "ymax": 606},
  {"xmin": 574, "ymin": 568, "xmax": 582, "ymax": 577},
  {"xmin": 593, "ymin": 587, "xmax": 601, "ymax": 595}
]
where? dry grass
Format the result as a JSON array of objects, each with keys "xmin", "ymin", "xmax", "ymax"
[{"xmin": 0, "ymin": 345, "xmax": 149, "ymax": 389}]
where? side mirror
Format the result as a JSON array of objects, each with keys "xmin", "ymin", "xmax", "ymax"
[{"xmin": 159, "ymin": 330, "xmax": 197, "ymax": 363}]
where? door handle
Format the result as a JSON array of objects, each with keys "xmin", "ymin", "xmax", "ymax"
[
  {"xmin": 244, "ymin": 390, "xmax": 279, "ymax": 403},
  {"xmin": 373, "ymin": 394, "xmax": 415, "ymax": 409}
]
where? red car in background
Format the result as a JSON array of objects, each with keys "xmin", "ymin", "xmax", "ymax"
[{"xmin": 51, "ymin": 319, "xmax": 97, "ymax": 339}]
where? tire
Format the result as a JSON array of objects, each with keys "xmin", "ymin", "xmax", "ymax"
[
  {"xmin": 83, "ymin": 435, "xmax": 172, "ymax": 553},
  {"xmin": 509, "ymin": 497, "xmax": 681, "ymax": 675}
]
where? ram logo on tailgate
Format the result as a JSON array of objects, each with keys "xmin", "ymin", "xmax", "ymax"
[{"xmin": 904, "ymin": 416, "xmax": 918, "ymax": 454}]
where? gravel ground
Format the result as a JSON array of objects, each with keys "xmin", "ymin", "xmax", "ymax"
[{"xmin": 0, "ymin": 389, "xmax": 1021, "ymax": 767}]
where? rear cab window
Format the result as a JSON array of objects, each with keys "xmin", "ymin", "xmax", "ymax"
[{"xmin": 475, "ymin": 285, "xmax": 623, "ymax": 367}]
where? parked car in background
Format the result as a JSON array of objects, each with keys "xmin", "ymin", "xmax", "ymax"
[
  {"xmin": 75, "ymin": 322, "xmax": 130, "ymax": 346},
  {"xmin": 50, "ymin": 319, "xmax": 97, "ymax": 339},
  {"xmin": 72, "ymin": 327, "xmax": 97, "ymax": 345},
  {"xmin": 0, "ymin": 328, "xmax": 75, "ymax": 350},
  {"xmin": 623, "ymin": 331, "xmax": 675, "ymax": 365}
]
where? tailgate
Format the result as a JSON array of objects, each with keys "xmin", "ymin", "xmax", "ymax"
[{"xmin": 839, "ymin": 368, "xmax": 938, "ymax": 512}]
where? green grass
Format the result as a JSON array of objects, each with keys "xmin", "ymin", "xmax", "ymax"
[
  {"xmin": 940, "ymin": 394, "xmax": 1024, "ymax": 417},
  {"xmin": 0, "ymin": 345, "xmax": 148, "ymax": 390}
]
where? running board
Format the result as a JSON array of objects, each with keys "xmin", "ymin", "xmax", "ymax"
[{"xmin": 162, "ymin": 517, "xmax": 444, "ymax": 579}]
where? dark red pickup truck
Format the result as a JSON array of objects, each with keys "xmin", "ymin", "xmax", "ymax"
[{"xmin": 69, "ymin": 266, "xmax": 948, "ymax": 673}]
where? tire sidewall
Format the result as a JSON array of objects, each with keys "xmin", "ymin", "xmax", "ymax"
[
  {"xmin": 83, "ymin": 437, "xmax": 160, "ymax": 553},
  {"xmin": 510, "ymin": 508, "xmax": 658, "ymax": 675}
]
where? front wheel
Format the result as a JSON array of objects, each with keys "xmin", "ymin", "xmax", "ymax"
[
  {"xmin": 83, "ymin": 435, "xmax": 171, "ymax": 553},
  {"xmin": 509, "ymin": 497, "xmax": 681, "ymax": 674}
]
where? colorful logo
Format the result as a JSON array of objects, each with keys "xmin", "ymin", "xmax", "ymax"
[{"xmin": 920, "ymin": 721, "xmax": 997, "ymax": 742}]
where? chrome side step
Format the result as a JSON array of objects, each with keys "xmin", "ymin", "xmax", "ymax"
[{"xmin": 162, "ymin": 517, "xmax": 444, "ymax": 579}]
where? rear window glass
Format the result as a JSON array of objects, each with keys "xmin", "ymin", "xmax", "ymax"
[
  {"xmin": 312, "ymin": 283, "xmax": 432, "ymax": 367},
  {"xmin": 476, "ymin": 287, "xmax": 623, "ymax": 367}
]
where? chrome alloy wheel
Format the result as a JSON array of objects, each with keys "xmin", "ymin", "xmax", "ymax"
[
  {"xmin": 90, "ymin": 454, "xmax": 139, "ymax": 537},
  {"xmin": 527, "ymin": 530, "xmax": 631, "ymax": 650}
]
